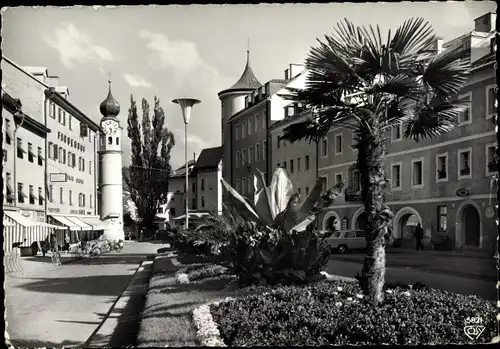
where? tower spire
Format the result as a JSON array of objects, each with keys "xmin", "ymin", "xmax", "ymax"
[{"xmin": 247, "ymin": 37, "xmax": 250, "ymax": 63}]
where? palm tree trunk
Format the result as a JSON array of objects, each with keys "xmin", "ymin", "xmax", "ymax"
[{"xmin": 355, "ymin": 129, "xmax": 394, "ymax": 305}]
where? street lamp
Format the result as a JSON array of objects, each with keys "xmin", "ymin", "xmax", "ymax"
[{"xmin": 172, "ymin": 98, "xmax": 201, "ymax": 231}]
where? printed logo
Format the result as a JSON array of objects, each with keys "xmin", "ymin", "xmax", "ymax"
[{"xmin": 464, "ymin": 317, "xmax": 485, "ymax": 341}]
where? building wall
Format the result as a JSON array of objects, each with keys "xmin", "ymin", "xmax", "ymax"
[
  {"xmin": 166, "ymin": 174, "xmax": 197, "ymax": 220},
  {"xmin": 2, "ymin": 109, "xmax": 47, "ymax": 222},
  {"xmin": 196, "ymin": 164, "xmax": 222, "ymax": 214},
  {"xmin": 46, "ymin": 93, "xmax": 98, "ymax": 216},
  {"xmin": 270, "ymin": 112, "xmax": 318, "ymax": 200}
]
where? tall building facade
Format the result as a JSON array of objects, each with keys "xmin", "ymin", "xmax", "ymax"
[
  {"xmin": 193, "ymin": 146, "xmax": 223, "ymax": 214},
  {"xmin": 2, "ymin": 58, "xmax": 107, "ymax": 245}
]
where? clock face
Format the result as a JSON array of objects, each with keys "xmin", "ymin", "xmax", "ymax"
[{"xmin": 102, "ymin": 120, "xmax": 119, "ymax": 135}]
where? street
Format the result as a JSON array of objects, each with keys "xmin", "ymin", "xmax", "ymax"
[
  {"xmin": 4, "ymin": 242, "xmax": 159, "ymax": 348},
  {"xmin": 326, "ymin": 252, "xmax": 496, "ymax": 301}
]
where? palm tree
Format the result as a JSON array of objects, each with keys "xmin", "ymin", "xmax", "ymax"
[{"xmin": 279, "ymin": 18, "xmax": 470, "ymax": 305}]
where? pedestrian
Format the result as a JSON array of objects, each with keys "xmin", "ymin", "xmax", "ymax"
[
  {"xmin": 415, "ymin": 223, "xmax": 424, "ymax": 251},
  {"xmin": 64, "ymin": 233, "xmax": 70, "ymax": 251}
]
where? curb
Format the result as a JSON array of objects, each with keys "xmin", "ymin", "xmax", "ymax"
[{"xmin": 84, "ymin": 259, "xmax": 154, "ymax": 347}]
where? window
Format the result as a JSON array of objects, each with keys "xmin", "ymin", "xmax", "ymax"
[
  {"xmin": 277, "ymin": 162, "xmax": 280, "ymax": 169},
  {"xmin": 17, "ymin": 138, "xmax": 25, "ymax": 159},
  {"xmin": 305, "ymin": 186, "xmax": 309, "ymax": 196},
  {"xmin": 69, "ymin": 116, "xmax": 73, "ymax": 130},
  {"xmin": 3, "ymin": 149, "xmax": 7, "ymax": 163},
  {"xmin": 277, "ymin": 135, "xmax": 281, "ymax": 149},
  {"xmin": 28, "ymin": 143, "xmax": 34, "ymax": 162},
  {"xmin": 255, "ymin": 114, "xmax": 260, "ymax": 132},
  {"xmin": 335, "ymin": 134, "xmax": 343, "ymax": 155},
  {"xmin": 335, "ymin": 172, "xmax": 343, "ymax": 185},
  {"xmin": 69, "ymin": 190, "xmax": 73, "ymax": 206},
  {"xmin": 391, "ymin": 162, "xmax": 402, "ymax": 190},
  {"xmin": 68, "ymin": 152, "xmax": 73, "ymax": 167},
  {"xmin": 411, "ymin": 158, "xmax": 424, "ymax": 188},
  {"xmin": 49, "ymin": 185, "xmax": 53, "ymax": 202},
  {"xmin": 62, "ymin": 111, "xmax": 66, "ymax": 126},
  {"xmin": 242, "ymin": 149, "xmax": 246, "ymax": 166},
  {"xmin": 248, "ymin": 117, "xmax": 253, "ymax": 135},
  {"xmin": 37, "ymin": 187, "xmax": 44, "ymax": 205},
  {"xmin": 235, "ymin": 151, "xmax": 240, "ymax": 168},
  {"xmin": 486, "ymin": 85, "xmax": 496, "ymax": 119},
  {"xmin": 290, "ymin": 159, "xmax": 294, "ymax": 173},
  {"xmin": 108, "ymin": 136, "xmax": 112, "ymax": 145},
  {"xmin": 391, "ymin": 122, "xmax": 402, "ymax": 142},
  {"xmin": 263, "ymin": 140, "xmax": 267, "ymax": 160},
  {"xmin": 437, "ymin": 206, "xmax": 447, "ymax": 232},
  {"xmin": 192, "ymin": 182, "xmax": 196, "ymax": 192},
  {"xmin": 248, "ymin": 176, "xmax": 253, "ymax": 193},
  {"xmin": 5, "ymin": 173, "xmax": 14, "ymax": 203},
  {"xmin": 89, "ymin": 161, "xmax": 93, "ymax": 174},
  {"xmin": 201, "ymin": 178, "xmax": 205, "ymax": 190},
  {"xmin": 486, "ymin": 144, "xmax": 496, "ymax": 175},
  {"xmin": 170, "ymin": 208, "xmax": 175, "ymax": 217},
  {"xmin": 235, "ymin": 124, "xmax": 240, "ymax": 140},
  {"xmin": 116, "ymin": 137, "xmax": 119, "ymax": 145},
  {"xmin": 90, "ymin": 194, "xmax": 93, "ymax": 208},
  {"xmin": 242, "ymin": 177, "xmax": 246, "ymax": 194},
  {"xmin": 29, "ymin": 185, "xmax": 35, "ymax": 205},
  {"xmin": 248, "ymin": 146, "xmax": 253, "ymax": 164},
  {"xmin": 255, "ymin": 143, "xmax": 260, "ymax": 162},
  {"xmin": 236, "ymin": 179, "xmax": 241, "ymax": 193},
  {"xmin": 5, "ymin": 119, "xmax": 12, "ymax": 144},
  {"xmin": 297, "ymin": 158, "xmax": 301, "ymax": 172},
  {"xmin": 18, "ymin": 183, "xmax": 26, "ymax": 203},
  {"xmin": 320, "ymin": 176, "xmax": 328, "ymax": 194},
  {"xmin": 82, "ymin": 193, "xmax": 85, "ymax": 207},
  {"xmin": 201, "ymin": 197, "xmax": 205, "ymax": 207},
  {"xmin": 53, "ymin": 143, "xmax": 58, "ymax": 160},
  {"xmin": 321, "ymin": 139, "xmax": 328, "ymax": 157},
  {"xmin": 458, "ymin": 148, "xmax": 472, "ymax": 179},
  {"xmin": 351, "ymin": 169, "xmax": 361, "ymax": 192},
  {"xmin": 60, "ymin": 188, "xmax": 64, "ymax": 204},
  {"xmin": 458, "ymin": 92, "xmax": 472, "ymax": 125},
  {"xmin": 297, "ymin": 187, "xmax": 301, "ymax": 196},
  {"xmin": 436, "ymin": 153, "xmax": 448, "ymax": 182},
  {"xmin": 352, "ymin": 130, "xmax": 358, "ymax": 152},
  {"xmin": 242, "ymin": 121, "xmax": 246, "ymax": 139},
  {"xmin": 37, "ymin": 147, "xmax": 43, "ymax": 166},
  {"xmin": 305, "ymin": 155, "xmax": 310, "ymax": 170},
  {"xmin": 58, "ymin": 108, "xmax": 63, "ymax": 123},
  {"xmin": 49, "ymin": 102, "xmax": 56, "ymax": 118},
  {"xmin": 283, "ymin": 161, "xmax": 287, "ymax": 170}
]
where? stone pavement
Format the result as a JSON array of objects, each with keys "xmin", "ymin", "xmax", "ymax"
[{"xmin": 4, "ymin": 241, "xmax": 161, "ymax": 348}]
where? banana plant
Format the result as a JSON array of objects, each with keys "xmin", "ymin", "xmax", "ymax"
[{"xmin": 220, "ymin": 167, "xmax": 345, "ymax": 233}]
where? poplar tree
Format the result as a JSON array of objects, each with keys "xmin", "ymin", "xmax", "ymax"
[{"xmin": 125, "ymin": 95, "xmax": 175, "ymax": 232}]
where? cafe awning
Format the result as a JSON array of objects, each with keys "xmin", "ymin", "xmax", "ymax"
[
  {"xmin": 3, "ymin": 218, "xmax": 15, "ymax": 227},
  {"xmin": 66, "ymin": 216, "xmax": 93, "ymax": 231},
  {"xmin": 4, "ymin": 211, "xmax": 39, "ymax": 227},
  {"xmin": 49, "ymin": 215, "xmax": 78, "ymax": 230},
  {"xmin": 78, "ymin": 216, "xmax": 107, "ymax": 230}
]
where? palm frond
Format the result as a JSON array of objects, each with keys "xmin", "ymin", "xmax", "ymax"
[
  {"xmin": 390, "ymin": 17, "xmax": 435, "ymax": 56},
  {"xmin": 372, "ymin": 74, "xmax": 420, "ymax": 98},
  {"xmin": 403, "ymin": 98, "xmax": 469, "ymax": 142},
  {"xmin": 422, "ymin": 47, "xmax": 471, "ymax": 97}
]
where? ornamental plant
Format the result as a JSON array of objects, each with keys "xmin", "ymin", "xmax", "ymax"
[{"xmin": 220, "ymin": 167, "xmax": 345, "ymax": 286}]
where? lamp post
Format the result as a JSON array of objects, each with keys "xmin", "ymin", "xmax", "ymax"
[{"xmin": 172, "ymin": 98, "xmax": 201, "ymax": 231}]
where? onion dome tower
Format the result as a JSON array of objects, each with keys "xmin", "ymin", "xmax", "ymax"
[
  {"xmin": 97, "ymin": 79, "xmax": 124, "ymax": 241},
  {"xmin": 218, "ymin": 47, "xmax": 262, "ymax": 188}
]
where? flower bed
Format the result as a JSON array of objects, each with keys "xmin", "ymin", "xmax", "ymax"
[
  {"xmin": 208, "ymin": 280, "xmax": 496, "ymax": 346},
  {"xmin": 175, "ymin": 263, "xmax": 235, "ymax": 284}
]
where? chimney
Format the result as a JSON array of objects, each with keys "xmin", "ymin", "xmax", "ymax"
[
  {"xmin": 284, "ymin": 69, "xmax": 289, "ymax": 80},
  {"xmin": 474, "ymin": 12, "xmax": 496, "ymax": 33},
  {"xmin": 193, "ymin": 152, "xmax": 196, "ymax": 163},
  {"xmin": 433, "ymin": 37, "xmax": 444, "ymax": 54}
]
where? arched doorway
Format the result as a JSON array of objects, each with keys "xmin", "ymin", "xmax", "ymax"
[
  {"xmin": 393, "ymin": 207, "xmax": 423, "ymax": 240},
  {"xmin": 355, "ymin": 212, "xmax": 367, "ymax": 231},
  {"xmin": 462, "ymin": 205, "xmax": 480, "ymax": 247},
  {"xmin": 322, "ymin": 211, "xmax": 341, "ymax": 231}
]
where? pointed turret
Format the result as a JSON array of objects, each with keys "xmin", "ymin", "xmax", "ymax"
[
  {"xmin": 218, "ymin": 49, "xmax": 262, "ymax": 96},
  {"xmin": 99, "ymin": 79, "xmax": 120, "ymax": 119}
]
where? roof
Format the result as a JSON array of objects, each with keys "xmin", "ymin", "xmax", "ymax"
[
  {"xmin": 218, "ymin": 51, "xmax": 262, "ymax": 96},
  {"xmin": 2, "ymin": 91, "xmax": 52, "ymax": 134},
  {"xmin": 193, "ymin": 146, "xmax": 223, "ymax": 170},
  {"xmin": 471, "ymin": 51, "xmax": 495, "ymax": 69},
  {"xmin": 268, "ymin": 79, "xmax": 290, "ymax": 84}
]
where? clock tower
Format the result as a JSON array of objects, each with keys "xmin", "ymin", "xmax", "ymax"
[{"xmin": 97, "ymin": 79, "xmax": 124, "ymax": 241}]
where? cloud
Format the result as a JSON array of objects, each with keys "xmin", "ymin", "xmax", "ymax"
[
  {"xmin": 44, "ymin": 23, "xmax": 114, "ymax": 68},
  {"xmin": 122, "ymin": 73, "xmax": 153, "ymax": 88}
]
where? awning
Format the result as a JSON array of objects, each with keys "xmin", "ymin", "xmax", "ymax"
[
  {"xmin": 30, "ymin": 192, "xmax": 38, "ymax": 200},
  {"xmin": 4, "ymin": 211, "xmax": 39, "ymax": 227},
  {"xmin": 19, "ymin": 190, "xmax": 28, "ymax": 198},
  {"xmin": 49, "ymin": 215, "xmax": 78, "ymax": 230},
  {"xmin": 29, "ymin": 149, "xmax": 37, "ymax": 157},
  {"xmin": 3, "ymin": 219, "xmax": 15, "ymax": 227},
  {"xmin": 66, "ymin": 216, "xmax": 93, "ymax": 231},
  {"xmin": 17, "ymin": 143, "xmax": 27, "ymax": 154},
  {"xmin": 38, "ymin": 222, "xmax": 63, "ymax": 229},
  {"xmin": 78, "ymin": 216, "xmax": 107, "ymax": 230}
]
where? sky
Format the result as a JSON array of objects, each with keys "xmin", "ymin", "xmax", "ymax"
[{"xmin": 1, "ymin": 2, "xmax": 496, "ymax": 169}]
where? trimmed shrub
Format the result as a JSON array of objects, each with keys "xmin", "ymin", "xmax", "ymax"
[{"xmin": 211, "ymin": 280, "xmax": 495, "ymax": 346}]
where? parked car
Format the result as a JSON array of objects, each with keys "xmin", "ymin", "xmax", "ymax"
[{"xmin": 325, "ymin": 230, "xmax": 366, "ymax": 254}]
